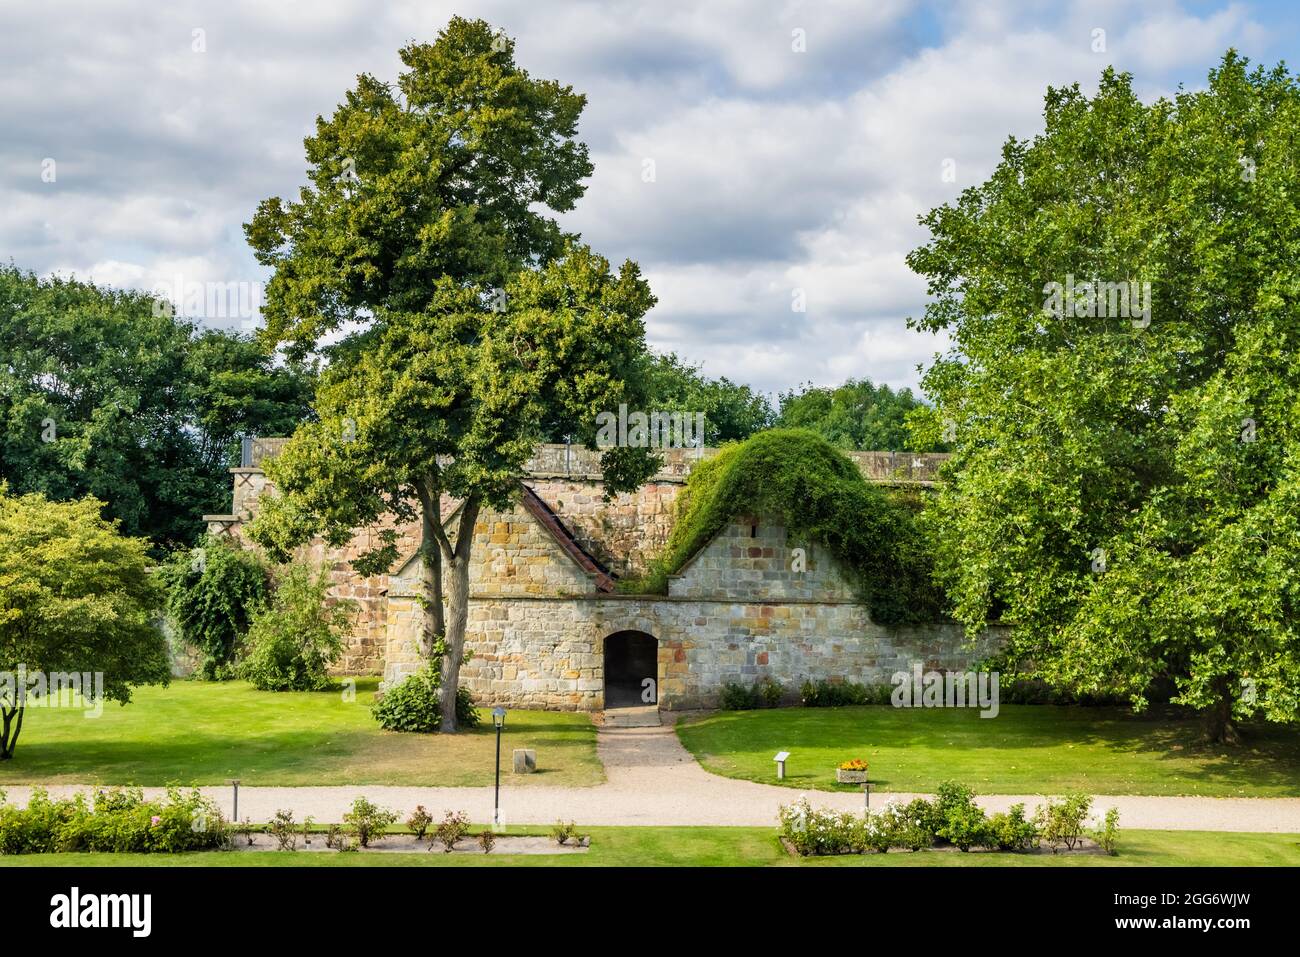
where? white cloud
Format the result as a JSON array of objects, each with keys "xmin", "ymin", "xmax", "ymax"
[{"xmin": 0, "ymin": 0, "xmax": 1282, "ymax": 397}]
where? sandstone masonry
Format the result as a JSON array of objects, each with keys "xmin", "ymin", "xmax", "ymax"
[{"xmin": 206, "ymin": 442, "xmax": 1001, "ymax": 710}]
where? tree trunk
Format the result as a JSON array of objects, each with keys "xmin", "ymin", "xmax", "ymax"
[
  {"xmin": 439, "ymin": 496, "xmax": 481, "ymax": 733},
  {"xmin": 0, "ymin": 705, "xmax": 23, "ymax": 759},
  {"xmin": 1204, "ymin": 690, "xmax": 1242, "ymax": 745},
  {"xmin": 416, "ymin": 480, "xmax": 446, "ymax": 658}
]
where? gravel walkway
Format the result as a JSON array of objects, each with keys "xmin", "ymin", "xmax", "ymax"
[{"xmin": 6, "ymin": 717, "xmax": 1300, "ymax": 831}]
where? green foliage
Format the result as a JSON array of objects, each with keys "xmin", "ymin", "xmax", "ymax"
[
  {"xmin": 776, "ymin": 377, "xmax": 938, "ymax": 452},
  {"xmin": 1093, "ymin": 806, "xmax": 1121, "ymax": 855},
  {"xmin": 0, "ymin": 488, "xmax": 169, "ymax": 758},
  {"xmin": 638, "ymin": 351, "xmax": 774, "ymax": 444},
  {"xmin": 984, "ymin": 804, "xmax": 1039, "ymax": 851},
  {"xmin": 239, "ymin": 562, "xmax": 356, "ymax": 691},
  {"xmin": 551, "ymin": 820, "xmax": 577, "ymax": 845},
  {"xmin": 932, "ymin": 780, "xmax": 990, "ymax": 850},
  {"xmin": 269, "ymin": 809, "xmax": 297, "ymax": 851},
  {"xmin": 159, "ymin": 535, "xmax": 269, "ymax": 680},
  {"xmin": 0, "ymin": 786, "xmax": 227, "ymax": 855},
  {"xmin": 777, "ymin": 798, "xmax": 869, "ymax": 855},
  {"xmin": 1035, "ymin": 794, "xmax": 1093, "ymax": 852},
  {"xmin": 799, "ymin": 678, "xmax": 892, "ymax": 707},
  {"xmin": 435, "ymin": 810, "xmax": 470, "ymax": 852},
  {"xmin": 0, "ymin": 266, "xmax": 313, "ymax": 552},
  {"xmin": 719, "ymin": 679, "xmax": 784, "ymax": 710},
  {"xmin": 371, "ymin": 662, "xmax": 479, "ymax": 733},
  {"xmin": 632, "ymin": 429, "xmax": 945, "ymax": 624},
  {"xmin": 405, "ymin": 805, "xmax": 432, "ymax": 840},
  {"xmin": 342, "ymin": 796, "xmax": 399, "ymax": 848},
  {"xmin": 243, "ymin": 18, "xmax": 667, "ymax": 732},
  {"xmin": 908, "ymin": 52, "xmax": 1300, "ymax": 738}
]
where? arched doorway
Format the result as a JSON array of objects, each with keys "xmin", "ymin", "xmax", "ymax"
[{"xmin": 603, "ymin": 630, "xmax": 658, "ymax": 709}]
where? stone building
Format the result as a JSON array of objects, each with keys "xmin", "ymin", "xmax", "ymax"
[{"xmin": 205, "ymin": 440, "xmax": 1000, "ymax": 711}]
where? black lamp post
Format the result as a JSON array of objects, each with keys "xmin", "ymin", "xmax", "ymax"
[{"xmin": 492, "ymin": 707, "xmax": 506, "ymax": 827}]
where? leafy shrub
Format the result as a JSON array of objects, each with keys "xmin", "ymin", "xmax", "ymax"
[
  {"xmin": 901, "ymin": 797, "xmax": 942, "ymax": 845},
  {"xmin": 239, "ymin": 562, "xmax": 356, "ymax": 691},
  {"xmin": 434, "ymin": 811, "xmax": 470, "ymax": 853},
  {"xmin": 799, "ymin": 678, "xmax": 890, "ymax": 707},
  {"xmin": 477, "ymin": 829, "xmax": 496, "ymax": 854},
  {"xmin": 896, "ymin": 799, "xmax": 938, "ymax": 851},
  {"xmin": 342, "ymin": 796, "xmax": 399, "ymax": 848},
  {"xmin": 720, "ymin": 682, "xmax": 758, "ymax": 710},
  {"xmin": 371, "ymin": 662, "xmax": 478, "ymax": 732},
  {"xmin": 758, "ymin": 678, "xmax": 784, "ymax": 707},
  {"xmin": 719, "ymin": 679, "xmax": 784, "ymax": 710},
  {"xmin": 933, "ymin": 780, "xmax": 988, "ymax": 851},
  {"xmin": 641, "ymin": 429, "xmax": 946, "ymax": 623},
  {"xmin": 984, "ymin": 803, "xmax": 1038, "ymax": 851},
  {"xmin": 0, "ymin": 786, "xmax": 227, "ymax": 855},
  {"xmin": 325, "ymin": 824, "xmax": 342, "ymax": 849},
  {"xmin": 1036, "ymin": 794, "xmax": 1092, "ymax": 852},
  {"xmin": 777, "ymin": 798, "xmax": 868, "ymax": 856},
  {"xmin": 406, "ymin": 805, "xmax": 432, "ymax": 840},
  {"xmin": 160, "ymin": 535, "xmax": 269, "ymax": 680},
  {"xmin": 552, "ymin": 820, "xmax": 577, "ymax": 845},
  {"xmin": 269, "ymin": 809, "xmax": 296, "ymax": 851},
  {"xmin": 1092, "ymin": 806, "xmax": 1121, "ymax": 855}
]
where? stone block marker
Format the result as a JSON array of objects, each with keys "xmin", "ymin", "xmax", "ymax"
[{"xmin": 513, "ymin": 749, "xmax": 537, "ymax": 773}]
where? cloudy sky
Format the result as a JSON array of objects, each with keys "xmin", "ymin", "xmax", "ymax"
[{"xmin": 3, "ymin": 0, "xmax": 1296, "ymax": 399}]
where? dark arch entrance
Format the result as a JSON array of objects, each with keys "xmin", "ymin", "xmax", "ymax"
[{"xmin": 603, "ymin": 631, "xmax": 658, "ymax": 709}]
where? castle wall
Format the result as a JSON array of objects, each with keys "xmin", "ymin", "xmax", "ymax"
[
  {"xmin": 384, "ymin": 515, "xmax": 1002, "ymax": 710},
  {"xmin": 205, "ymin": 442, "xmax": 966, "ymax": 693},
  {"xmin": 384, "ymin": 591, "xmax": 1001, "ymax": 711}
]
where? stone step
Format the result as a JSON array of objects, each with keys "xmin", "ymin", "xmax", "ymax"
[{"xmin": 598, "ymin": 706, "xmax": 662, "ymax": 728}]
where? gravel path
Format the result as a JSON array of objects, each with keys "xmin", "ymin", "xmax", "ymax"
[{"xmin": 6, "ymin": 717, "xmax": 1300, "ymax": 831}]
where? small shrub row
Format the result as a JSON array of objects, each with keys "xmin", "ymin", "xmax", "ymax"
[
  {"xmin": 719, "ymin": 679, "xmax": 784, "ymax": 710},
  {"xmin": 799, "ymin": 678, "xmax": 892, "ymax": 707},
  {"xmin": 0, "ymin": 787, "xmax": 229, "ymax": 855},
  {"xmin": 778, "ymin": 782, "xmax": 1119, "ymax": 856}
]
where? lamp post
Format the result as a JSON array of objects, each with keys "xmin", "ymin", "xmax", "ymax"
[{"xmin": 492, "ymin": 707, "xmax": 506, "ymax": 827}]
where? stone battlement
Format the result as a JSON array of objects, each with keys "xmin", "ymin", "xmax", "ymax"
[{"xmin": 237, "ymin": 437, "xmax": 949, "ymax": 485}]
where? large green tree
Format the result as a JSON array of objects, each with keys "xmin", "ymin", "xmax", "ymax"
[
  {"xmin": 244, "ymin": 19, "xmax": 656, "ymax": 730},
  {"xmin": 0, "ymin": 266, "xmax": 315, "ymax": 551},
  {"xmin": 638, "ymin": 352, "xmax": 774, "ymax": 445},
  {"xmin": 776, "ymin": 377, "xmax": 934, "ymax": 451},
  {"xmin": 0, "ymin": 487, "xmax": 169, "ymax": 759},
  {"xmin": 908, "ymin": 52, "xmax": 1300, "ymax": 742}
]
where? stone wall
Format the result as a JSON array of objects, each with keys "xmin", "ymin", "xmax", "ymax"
[
  {"xmin": 202, "ymin": 442, "xmax": 963, "ymax": 689},
  {"xmin": 385, "ymin": 514, "xmax": 1004, "ymax": 710},
  {"xmin": 384, "ymin": 590, "xmax": 1002, "ymax": 711}
]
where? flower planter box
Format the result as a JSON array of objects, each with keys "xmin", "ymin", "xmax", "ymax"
[{"xmin": 836, "ymin": 769, "xmax": 868, "ymax": 784}]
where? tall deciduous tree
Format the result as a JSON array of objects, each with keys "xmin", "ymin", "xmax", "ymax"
[
  {"xmin": 776, "ymin": 377, "xmax": 935, "ymax": 451},
  {"xmin": 908, "ymin": 52, "xmax": 1300, "ymax": 742},
  {"xmin": 0, "ymin": 487, "xmax": 169, "ymax": 759},
  {"xmin": 244, "ymin": 19, "xmax": 656, "ymax": 730},
  {"xmin": 0, "ymin": 266, "xmax": 315, "ymax": 551}
]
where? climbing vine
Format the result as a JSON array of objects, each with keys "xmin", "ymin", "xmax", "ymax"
[{"xmin": 625, "ymin": 429, "xmax": 947, "ymax": 624}]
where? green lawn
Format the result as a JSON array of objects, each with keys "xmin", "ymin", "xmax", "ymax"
[
  {"xmin": 0, "ymin": 678, "xmax": 602, "ymax": 787},
  {"xmin": 675, "ymin": 704, "xmax": 1300, "ymax": 797},
  {"xmin": 2, "ymin": 827, "xmax": 1297, "ymax": 867}
]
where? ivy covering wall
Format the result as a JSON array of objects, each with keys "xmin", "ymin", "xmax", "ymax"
[{"xmin": 627, "ymin": 429, "xmax": 947, "ymax": 624}]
